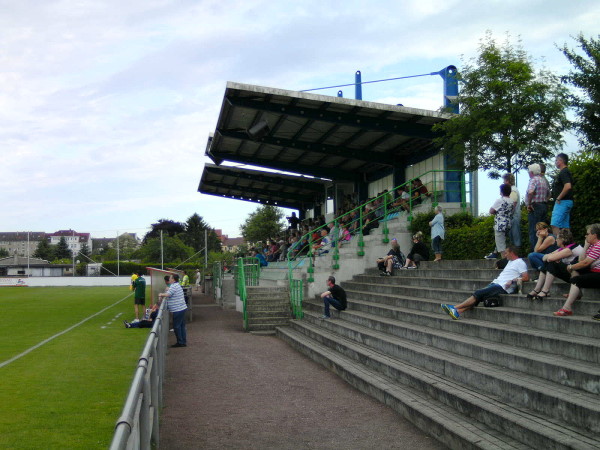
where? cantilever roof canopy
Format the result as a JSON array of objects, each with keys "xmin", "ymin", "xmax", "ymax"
[
  {"xmin": 199, "ymin": 163, "xmax": 330, "ymax": 210},
  {"xmin": 200, "ymin": 82, "xmax": 451, "ymax": 207}
]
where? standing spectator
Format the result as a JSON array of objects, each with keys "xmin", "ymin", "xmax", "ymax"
[
  {"xmin": 159, "ymin": 274, "xmax": 188, "ymax": 347},
  {"xmin": 539, "ymin": 163, "xmax": 551, "ymax": 201},
  {"xmin": 287, "ymin": 212, "xmax": 300, "ymax": 231},
  {"xmin": 503, "ymin": 172, "xmax": 521, "ymax": 249},
  {"xmin": 320, "ymin": 276, "xmax": 347, "ymax": 319},
  {"xmin": 376, "ymin": 238, "xmax": 405, "ymax": 276},
  {"xmin": 551, "ymin": 153, "xmax": 574, "ymax": 236},
  {"xmin": 525, "ymin": 164, "xmax": 550, "ymax": 250},
  {"xmin": 553, "ymin": 224, "xmax": 600, "ymax": 317},
  {"xmin": 485, "ymin": 184, "xmax": 514, "ymax": 259},
  {"xmin": 132, "ymin": 271, "xmax": 146, "ymax": 322},
  {"xmin": 194, "ymin": 269, "xmax": 201, "ymax": 291},
  {"xmin": 429, "ymin": 206, "xmax": 445, "ymax": 262},
  {"xmin": 527, "ymin": 222, "xmax": 558, "ymax": 271},
  {"xmin": 402, "ymin": 232, "xmax": 430, "ymax": 269}
]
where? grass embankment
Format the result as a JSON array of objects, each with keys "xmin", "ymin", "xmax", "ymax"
[{"xmin": 0, "ymin": 286, "xmax": 151, "ymax": 449}]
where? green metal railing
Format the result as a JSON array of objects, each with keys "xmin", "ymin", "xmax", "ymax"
[
  {"xmin": 235, "ymin": 257, "xmax": 260, "ymax": 330},
  {"xmin": 285, "ymin": 169, "xmax": 472, "ymax": 315}
]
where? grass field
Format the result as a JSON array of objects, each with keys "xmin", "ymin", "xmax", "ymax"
[{"xmin": 0, "ymin": 286, "xmax": 153, "ymax": 449}]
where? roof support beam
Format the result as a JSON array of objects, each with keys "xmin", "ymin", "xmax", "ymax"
[
  {"xmin": 217, "ymin": 129, "xmax": 392, "ymax": 165},
  {"xmin": 226, "ymin": 95, "xmax": 439, "ymax": 140},
  {"xmin": 202, "ymin": 180, "xmax": 315, "ymax": 203},
  {"xmin": 203, "ymin": 166, "xmax": 327, "ymax": 192}
]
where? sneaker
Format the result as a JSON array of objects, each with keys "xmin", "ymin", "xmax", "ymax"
[
  {"xmin": 320, "ymin": 315, "xmax": 331, "ymax": 319},
  {"xmin": 407, "ymin": 266, "xmax": 417, "ymax": 269},
  {"xmin": 484, "ymin": 252, "xmax": 499, "ymax": 260},
  {"xmin": 443, "ymin": 305, "xmax": 460, "ymax": 320},
  {"xmin": 592, "ymin": 313, "xmax": 600, "ymax": 321},
  {"xmin": 123, "ymin": 320, "xmax": 130, "ymax": 328},
  {"xmin": 132, "ymin": 319, "xmax": 140, "ymax": 323},
  {"xmin": 380, "ymin": 271, "xmax": 388, "ymax": 276}
]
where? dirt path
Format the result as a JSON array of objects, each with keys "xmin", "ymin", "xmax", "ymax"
[{"xmin": 159, "ymin": 293, "xmax": 446, "ymax": 449}]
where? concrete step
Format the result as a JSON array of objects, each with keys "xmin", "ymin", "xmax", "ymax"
[
  {"xmin": 301, "ymin": 308, "xmax": 600, "ymax": 395},
  {"xmin": 277, "ymin": 325, "xmax": 600, "ymax": 450},
  {"xmin": 340, "ymin": 281, "xmax": 600, "ymax": 319},
  {"xmin": 303, "ymin": 299, "xmax": 600, "ymax": 364},
  {"xmin": 292, "ymin": 314, "xmax": 600, "ymax": 434}
]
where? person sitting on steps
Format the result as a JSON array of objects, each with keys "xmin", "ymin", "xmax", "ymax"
[{"xmin": 442, "ymin": 246, "xmax": 529, "ymax": 320}]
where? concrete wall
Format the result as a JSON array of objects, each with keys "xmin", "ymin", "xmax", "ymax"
[{"xmin": 25, "ymin": 276, "xmax": 131, "ymax": 287}]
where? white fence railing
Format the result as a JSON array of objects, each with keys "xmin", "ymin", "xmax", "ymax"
[{"xmin": 110, "ymin": 302, "xmax": 169, "ymax": 449}]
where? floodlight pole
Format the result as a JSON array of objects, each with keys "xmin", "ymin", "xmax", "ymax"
[{"xmin": 160, "ymin": 230, "xmax": 164, "ymax": 270}]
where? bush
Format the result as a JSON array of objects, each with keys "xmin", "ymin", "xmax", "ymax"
[
  {"xmin": 409, "ymin": 208, "xmax": 530, "ymax": 260},
  {"xmin": 569, "ymin": 151, "xmax": 600, "ymax": 239}
]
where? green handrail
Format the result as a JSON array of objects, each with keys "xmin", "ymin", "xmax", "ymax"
[
  {"xmin": 284, "ymin": 169, "xmax": 472, "ymax": 319},
  {"xmin": 235, "ymin": 257, "xmax": 260, "ymax": 331}
]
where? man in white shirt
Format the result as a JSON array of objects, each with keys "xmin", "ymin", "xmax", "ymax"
[{"xmin": 441, "ymin": 246, "xmax": 529, "ymax": 320}]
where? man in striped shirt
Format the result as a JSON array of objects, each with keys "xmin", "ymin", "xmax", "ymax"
[
  {"xmin": 526, "ymin": 164, "xmax": 550, "ymax": 249},
  {"xmin": 159, "ymin": 273, "xmax": 188, "ymax": 347}
]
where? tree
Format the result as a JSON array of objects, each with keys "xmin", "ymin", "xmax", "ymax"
[
  {"xmin": 54, "ymin": 237, "xmax": 72, "ymax": 259},
  {"xmin": 182, "ymin": 213, "xmax": 222, "ymax": 253},
  {"xmin": 135, "ymin": 236, "xmax": 194, "ymax": 263},
  {"xmin": 33, "ymin": 239, "xmax": 54, "ymax": 260},
  {"xmin": 143, "ymin": 219, "xmax": 186, "ymax": 243},
  {"xmin": 0, "ymin": 248, "xmax": 9, "ymax": 258},
  {"xmin": 560, "ymin": 34, "xmax": 600, "ymax": 152},
  {"xmin": 240, "ymin": 205, "xmax": 285, "ymax": 243},
  {"xmin": 433, "ymin": 32, "xmax": 570, "ymax": 178}
]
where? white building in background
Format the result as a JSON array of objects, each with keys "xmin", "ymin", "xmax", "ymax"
[
  {"xmin": 48, "ymin": 230, "xmax": 93, "ymax": 254},
  {"xmin": 0, "ymin": 232, "xmax": 46, "ymax": 257}
]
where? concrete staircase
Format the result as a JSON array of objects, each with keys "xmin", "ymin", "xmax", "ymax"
[
  {"xmin": 276, "ymin": 259, "xmax": 600, "ymax": 449},
  {"xmin": 245, "ymin": 285, "xmax": 291, "ymax": 333}
]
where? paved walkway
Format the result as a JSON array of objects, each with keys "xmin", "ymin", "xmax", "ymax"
[{"xmin": 159, "ymin": 292, "xmax": 446, "ymax": 449}]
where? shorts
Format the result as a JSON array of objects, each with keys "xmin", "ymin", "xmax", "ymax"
[
  {"xmin": 134, "ymin": 297, "xmax": 146, "ymax": 305},
  {"xmin": 551, "ymin": 200, "xmax": 573, "ymax": 229},
  {"xmin": 472, "ymin": 283, "xmax": 506, "ymax": 307}
]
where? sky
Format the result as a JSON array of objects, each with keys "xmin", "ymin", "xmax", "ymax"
[{"xmin": 1, "ymin": 0, "xmax": 598, "ymax": 239}]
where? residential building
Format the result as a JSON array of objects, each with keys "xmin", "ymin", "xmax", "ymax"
[
  {"xmin": 0, "ymin": 232, "xmax": 46, "ymax": 257},
  {"xmin": 48, "ymin": 230, "xmax": 93, "ymax": 254}
]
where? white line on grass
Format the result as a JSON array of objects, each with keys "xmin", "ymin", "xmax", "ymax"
[{"xmin": 0, "ymin": 293, "xmax": 132, "ymax": 369}]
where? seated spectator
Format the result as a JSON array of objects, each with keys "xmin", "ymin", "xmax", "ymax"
[
  {"xmin": 442, "ymin": 246, "xmax": 529, "ymax": 319},
  {"xmin": 392, "ymin": 185, "xmax": 410, "ymax": 211},
  {"xmin": 411, "ymin": 178, "xmax": 430, "ymax": 205},
  {"xmin": 362, "ymin": 201, "xmax": 379, "ymax": 236},
  {"xmin": 376, "ymin": 238, "xmax": 405, "ymax": 276},
  {"xmin": 124, "ymin": 302, "xmax": 160, "ymax": 328},
  {"xmin": 320, "ymin": 276, "xmax": 347, "ymax": 319},
  {"xmin": 527, "ymin": 229, "xmax": 583, "ymax": 299},
  {"xmin": 402, "ymin": 231, "xmax": 429, "ymax": 269},
  {"xmin": 527, "ymin": 222, "xmax": 558, "ymax": 270},
  {"xmin": 312, "ymin": 229, "xmax": 330, "ymax": 256},
  {"xmin": 553, "ymin": 223, "xmax": 600, "ymax": 317},
  {"xmin": 339, "ymin": 223, "xmax": 352, "ymax": 244},
  {"xmin": 251, "ymin": 249, "xmax": 268, "ymax": 267}
]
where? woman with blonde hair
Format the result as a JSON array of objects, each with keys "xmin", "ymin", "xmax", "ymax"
[{"xmin": 402, "ymin": 231, "xmax": 430, "ymax": 269}]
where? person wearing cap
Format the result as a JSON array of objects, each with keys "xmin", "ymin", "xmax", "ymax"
[
  {"xmin": 377, "ymin": 238, "xmax": 405, "ymax": 276},
  {"xmin": 526, "ymin": 163, "xmax": 550, "ymax": 250}
]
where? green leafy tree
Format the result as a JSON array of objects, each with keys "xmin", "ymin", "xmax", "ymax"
[
  {"xmin": 54, "ymin": 237, "xmax": 72, "ymax": 259},
  {"xmin": 0, "ymin": 248, "xmax": 9, "ymax": 258},
  {"xmin": 434, "ymin": 32, "xmax": 570, "ymax": 178},
  {"xmin": 240, "ymin": 205, "xmax": 285, "ymax": 243},
  {"xmin": 143, "ymin": 219, "xmax": 186, "ymax": 243},
  {"xmin": 560, "ymin": 34, "xmax": 600, "ymax": 152},
  {"xmin": 33, "ymin": 239, "xmax": 55, "ymax": 260},
  {"xmin": 182, "ymin": 213, "xmax": 222, "ymax": 253},
  {"xmin": 135, "ymin": 236, "xmax": 194, "ymax": 263}
]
